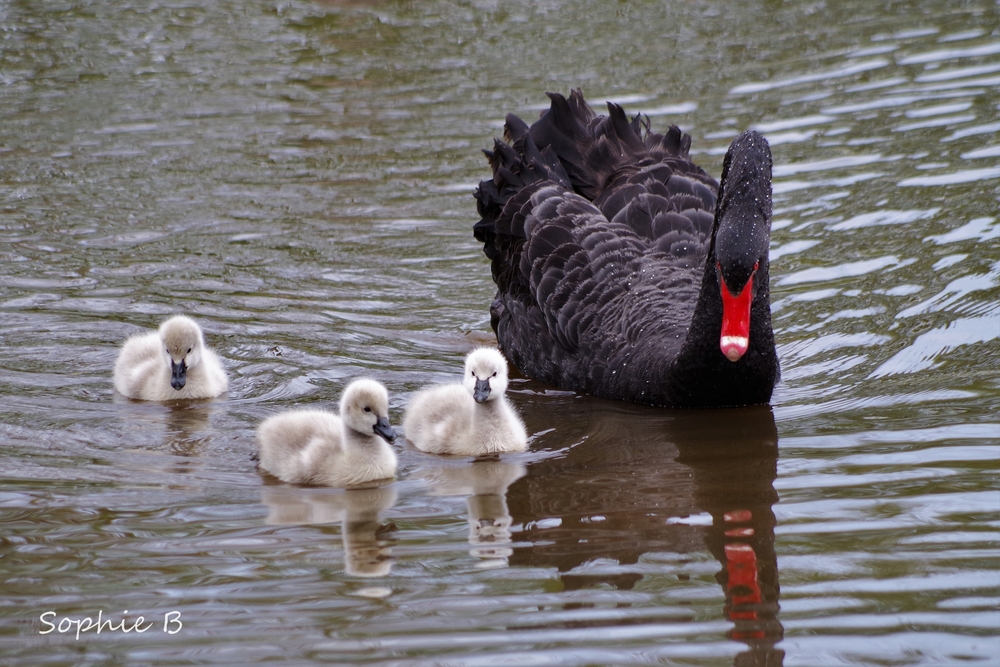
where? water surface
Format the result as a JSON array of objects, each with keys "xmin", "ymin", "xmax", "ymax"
[{"xmin": 2, "ymin": 1, "xmax": 998, "ymax": 665}]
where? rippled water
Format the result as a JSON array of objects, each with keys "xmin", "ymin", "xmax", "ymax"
[{"xmin": 2, "ymin": 1, "xmax": 998, "ymax": 665}]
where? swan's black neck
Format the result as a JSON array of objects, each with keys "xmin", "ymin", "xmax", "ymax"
[
  {"xmin": 713, "ymin": 130, "xmax": 773, "ymax": 293},
  {"xmin": 658, "ymin": 131, "xmax": 778, "ymax": 408}
]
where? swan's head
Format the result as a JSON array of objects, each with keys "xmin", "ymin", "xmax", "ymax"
[
  {"xmin": 158, "ymin": 316, "xmax": 206, "ymax": 391},
  {"xmin": 713, "ymin": 130, "xmax": 772, "ymax": 363},
  {"xmin": 340, "ymin": 379, "xmax": 396, "ymax": 444},
  {"xmin": 463, "ymin": 348, "xmax": 509, "ymax": 404}
]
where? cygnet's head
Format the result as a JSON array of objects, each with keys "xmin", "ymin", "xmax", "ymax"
[
  {"xmin": 159, "ymin": 315, "xmax": 205, "ymax": 391},
  {"xmin": 340, "ymin": 379, "xmax": 396, "ymax": 444},
  {"xmin": 463, "ymin": 348, "xmax": 509, "ymax": 404}
]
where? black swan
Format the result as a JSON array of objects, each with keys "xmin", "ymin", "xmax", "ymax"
[{"xmin": 473, "ymin": 90, "xmax": 779, "ymax": 408}]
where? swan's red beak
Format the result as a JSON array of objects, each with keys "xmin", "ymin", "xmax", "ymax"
[{"xmin": 718, "ymin": 262, "xmax": 757, "ymax": 362}]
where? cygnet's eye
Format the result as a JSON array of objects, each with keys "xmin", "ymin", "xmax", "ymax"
[
  {"xmin": 186, "ymin": 347, "xmax": 192, "ymax": 354},
  {"xmin": 363, "ymin": 406, "xmax": 371, "ymax": 413}
]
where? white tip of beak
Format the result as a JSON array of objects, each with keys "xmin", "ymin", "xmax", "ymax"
[{"xmin": 721, "ymin": 336, "xmax": 749, "ymax": 362}]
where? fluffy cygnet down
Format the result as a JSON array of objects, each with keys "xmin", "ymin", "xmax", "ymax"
[
  {"xmin": 256, "ymin": 379, "xmax": 398, "ymax": 487},
  {"xmin": 403, "ymin": 348, "xmax": 528, "ymax": 456},
  {"xmin": 113, "ymin": 315, "xmax": 228, "ymax": 401}
]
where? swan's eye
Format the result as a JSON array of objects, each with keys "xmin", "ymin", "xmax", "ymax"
[
  {"xmin": 363, "ymin": 406, "xmax": 371, "ymax": 413},
  {"xmin": 492, "ymin": 371, "xmax": 497, "ymax": 377}
]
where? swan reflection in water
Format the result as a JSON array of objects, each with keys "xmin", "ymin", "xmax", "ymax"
[
  {"xmin": 260, "ymin": 484, "xmax": 397, "ymax": 577},
  {"xmin": 112, "ymin": 393, "xmax": 219, "ymax": 459},
  {"xmin": 509, "ymin": 392, "xmax": 783, "ymax": 666},
  {"xmin": 413, "ymin": 457, "xmax": 527, "ymax": 567}
]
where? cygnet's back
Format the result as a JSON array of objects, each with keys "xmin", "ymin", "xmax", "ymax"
[
  {"xmin": 403, "ymin": 348, "xmax": 528, "ymax": 456},
  {"xmin": 256, "ymin": 379, "xmax": 398, "ymax": 488},
  {"xmin": 113, "ymin": 315, "xmax": 228, "ymax": 401}
]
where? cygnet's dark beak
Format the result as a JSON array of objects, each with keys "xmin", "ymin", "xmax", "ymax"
[
  {"xmin": 473, "ymin": 378, "xmax": 491, "ymax": 404},
  {"xmin": 373, "ymin": 416, "xmax": 396, "ymax": 444},
  {"xmin": 170, "ymin": 359, "xmax": 187, "ymax": 390}
]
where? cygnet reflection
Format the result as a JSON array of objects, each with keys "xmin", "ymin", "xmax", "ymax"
[
  {"xmin": 112, "ymin": 392, "xmax": 217, "ymax": 458},
  {"xmin": 416, "ymin": 457, "xmax": 526, "ymax": 566},
  {"xmin": 261, "ymin": 484, "xmax": 397, "ymax": 577}
]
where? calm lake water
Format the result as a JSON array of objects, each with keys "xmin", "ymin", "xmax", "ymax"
[{"xmin": 2, "ymin": 1, "xmax": 998, "ymax": 665}]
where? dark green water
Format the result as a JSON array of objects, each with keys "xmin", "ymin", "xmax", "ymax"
[{"xmin": 2, "ymin": 1, "xmax": 998, "ymax": 665}]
